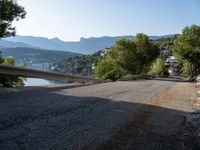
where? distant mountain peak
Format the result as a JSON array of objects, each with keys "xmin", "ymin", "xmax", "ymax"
[
  {"xmin": 80, "ymin": 37, "xmax": 87, "ymax": 41},
  {"xmin": 50, "ymin": 37, "xmax": 61, "ymax": 41},
  {"xmin": 0, "ymin": 34, "xmax": 177, "ymax": 54}
]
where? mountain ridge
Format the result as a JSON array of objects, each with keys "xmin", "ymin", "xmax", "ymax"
[{"xmin": 1, "ymin": 34, "xmax": 176, "ymax": 54}]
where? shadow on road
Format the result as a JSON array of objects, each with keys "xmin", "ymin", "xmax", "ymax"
[
  {"xmin": 0, "ymin": 85, "xmax": 199, "ymax": 150},
  {"xmin": 155, "ymin": 77, "xmax": 190, "ymax": 83}
]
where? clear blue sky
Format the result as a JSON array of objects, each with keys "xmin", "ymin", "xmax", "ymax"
[{"xmin": 14, "ymin": 0, "xmax": 200, "ymax": 41}]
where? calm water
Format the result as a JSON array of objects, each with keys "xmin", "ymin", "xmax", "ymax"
[{"xmin": 25, "ymin": 78, "xmax": 65, "ymax": 86}]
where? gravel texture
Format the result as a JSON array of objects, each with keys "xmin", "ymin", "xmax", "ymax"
[{"xmin": 0, "ymin": 80, "xmax": 199, "ymax": 150}]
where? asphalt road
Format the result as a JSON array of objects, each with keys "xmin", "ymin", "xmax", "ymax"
[{"xmin": 0, "ymin": 80, "xmax": 199, "ymax": 150}]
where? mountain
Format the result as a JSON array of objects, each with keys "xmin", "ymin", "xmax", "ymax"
[
  {"xmin": 2, "ymin": 35, "xmax": 135, "ymax": 54},
  {"xmin": 1, "ymin": 34, "xmax": 176, "ymax": 54},
  {"xmin": 0, "ymin": 40, "xmax": 34, "ymax": 48},
  {"xmin": 0, "ymin": 47, "xmax": 82, "ymax": 70}
]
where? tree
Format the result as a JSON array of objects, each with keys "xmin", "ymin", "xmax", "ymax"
[
  {"xmin": 134, "ymin": 33, "xmax": 160, "ymax": 73},
  {"xmin": 3, "ymin": 56, "xmax": 15, "ymax": 65},
  {"xmin": 149, "ymin": 58, "xmax": 167, "ymax": 77},
  {"xmin": 0, "ymin": 51, "xmax": 4, "ymax": 63},
  {"xmin": 0, "ymin": 0, "xmax": 26, "ymax": 87},
  {"xmin": 173, "ymin": 25, "xmax": 200, "ymax": 77},
  {"xmin": 108, "ymin": 38, "xmax": 139, "ymax": 74},
  {"xmin": 0, "ymin": 57, "xmax": 25, "ymax": 87},
  {"xmin": 94, "ymin": 58, "xmax": 125, "ymax": 81},
  {"xmin": 108, "ymin": 33, "xmax": 159, "ymax": 74},
  {"xmin": 0, "ymin": 0, "xmax": 26, "ymax": 38},
  {"xmin": 180, "ymin": 61, "xmax": 190, "ymax": 77},
  {"xmin": 154, "ymin": 36, "xmax": 177, "ymax": 59},
  {"xmin": 95, "ymin": 33, "xmax": 160, "ymax": 80}
]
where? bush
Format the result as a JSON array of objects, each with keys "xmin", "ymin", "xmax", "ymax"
[
  {"xmin": 95, "ymin": 58, "xmax": 125, "ymax": 81},
  {"xmin": 149, "ymin": 58, "xmax": 167, "ymax": 77},
  {"xmin": 0, "ymin": 56, "xmax": 25, "ymax": 87},
  {"xmin": 180, "ymin": 61, "xmax": 190, "ymax": 77}
]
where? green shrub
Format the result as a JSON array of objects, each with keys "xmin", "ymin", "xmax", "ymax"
[
  {"xmin": 0, "ymin": 56, "xmax": 25, "ymax": 87},
  {"xmin": 149, "ymin": 58, "xmax": 167, "ymax": 77},
  {"xmin": 180, "ymin": 61, "xmax": 190, "ymax": 77},
  {"xmin": 95, "ymin": 58, "xmax": 125, "ymax": 81}
]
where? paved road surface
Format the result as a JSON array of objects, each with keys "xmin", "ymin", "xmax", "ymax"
[{"xmin": 0, "ymin": 80, "xmax": 199, "ymax": 150}]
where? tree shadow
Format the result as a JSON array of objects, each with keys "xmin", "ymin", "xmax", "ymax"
[
  {"xmin": 155, "ymin": 77, "xmax": 189, "ymax": 83},
  {"xmin": 0, "ymin": 85, "xmax": 199, "ymax": 150}
]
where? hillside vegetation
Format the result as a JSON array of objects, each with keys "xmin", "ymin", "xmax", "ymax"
[
  {"xmin": 51, "ymin": 51, "xmax": 103, "ymax": 77},
  {"xmin": 1, "ymin": 47, "xmax": 81, "ymax": 69},
  {"xmin": 52, "ymin": 34, "xmax": 175, "ymax": 78},
  {"xmin": 51, "ymin": 25, "xmax": 200, "ymax": 80}
]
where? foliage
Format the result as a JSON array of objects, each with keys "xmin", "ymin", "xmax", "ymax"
[
  {"xmin": 109, "ymin": 33, "xmax": 159, "ymax": 74},
  {"xmin": 51, "ymin": 50, "xmax": 103, "ymax": 77},
  {"xmin": 180, "ymin": 61, "xmax": 190, "ymax": 77},
  {"xmin": 154, "ymin": 36, "xmax": 177, "ymax": 59},
  {"xmin": 0, "ymin": 0, "xmax": 26, "ymax": 38},
  {"xmin": 95, "ymin": 33, "xmax": 159, "ymax": 80},
  {"xmin": 0, "ymin": 57, "xmax": 25, "ymax": 87},
  {"xmin": 0, "ymin": 51, "xmax": 3, "ymax": 63},
  {"xmin": 173, "ymin": 25, "xmax": 200, "ymax": 77},
  {"xmin": 94, "ymin": 58, "xmax": 125, "ymax": 81},
  {"xmin": 108, "ymin": 38, "xmax": 138, "ymax": 73},
  {"xmin": 1, "ymin": 47, "xmax": 81, "ymax": 67},
  {"xmin": 3, "ymin": 56, "xmax": 15, "ymax": 65},
  {"xmin": 0, "ymin": 0, "xmax": 26, "ymax": 87},
  {"xmin": 148, "ymin": 58, "xmax": 166, "ymax": 77}
]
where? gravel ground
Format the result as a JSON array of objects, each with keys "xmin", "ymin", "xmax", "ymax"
[{"xmin": 0, "ymin": 80, "xmax": 199, "ymax": 150}]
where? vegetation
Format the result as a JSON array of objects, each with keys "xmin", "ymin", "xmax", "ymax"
[
  {"xmin": 95, "ymin": 58, "xmax": 125, "ymax": 80},
  {"xmin": 50, "ymin": 36, "xmax": 176, "ymax": 80},
  {"xmin": 0, "ymin": 0, "xmax": 26, "ymax": 38},
  {"xmin": 50, "ymin": 50, "xmax": 103, "ymax": 77},
  {"xmin": 154, "ymin": 36, "xmax": 177, "ymax": 59},
  {"xmin": 1, "ymin": 47, "xmax": 81, "ymax": 67},
  {"xmin": 0, "ymin": 54, "xmax": 25, "ymax": 87},
  {"xmin": 48, "ymin": 25, "xmax": 200, "ymax": 81},
  {"xmin": 0, "ymin": 0, "xmax": 26, "ymax": 87},
  {"xmin": 173, "ymin": 25, "xmax": 200, "ymax": 77},
  {"xmin": 148, "ymin": 58, "xmax": 167, "ymax": 77},
  {"xmin": 180, "ymin": 61, "xmax": 190, "ymax": 77},
  {"xmin": 95, "ymin": 33, "xmax": 160, "ymax": 80}
]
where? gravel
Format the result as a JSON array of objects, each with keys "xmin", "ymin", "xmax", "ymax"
[{"xmin": 0, "ymin": 80, "xmax": 199, "ymax": 150}]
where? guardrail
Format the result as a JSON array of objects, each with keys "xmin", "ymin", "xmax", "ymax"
[{"xmin": 0, "ymin": 65, "xmax": 104, "ymax": 83}]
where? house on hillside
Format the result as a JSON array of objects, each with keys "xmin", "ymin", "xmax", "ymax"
[{"xmin": 100, "ymin": 48, "xmax": 110, "ymax": 58}]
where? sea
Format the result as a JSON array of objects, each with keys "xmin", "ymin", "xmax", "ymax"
[{"xmin": 25, "ymin": 78, "xmax": 66, "ymax": 86}]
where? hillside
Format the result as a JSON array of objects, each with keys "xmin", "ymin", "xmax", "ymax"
[
  {"xmin": 0, "ymin": 47, "xmax": 82, "ymax": 70},
  {"xmin": 50, "ymin": 36, "xmax": 177, "ymax": 77},
  {"xmin": 50, "ymin": 50, "xmax": 103, "ymax": 77},
  {"xmin": 1, "ymin": 35, "xmax": 176, "ymax": 54}
]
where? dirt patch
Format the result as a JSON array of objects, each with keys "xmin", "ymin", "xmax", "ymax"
[
  {"xmin": 150, "ymin": 92, "xmax": 172, "ymax": 106},
  {"xmin": 96, "ymin": 83, "xmax": 200, "ymax": 150},
  {"xmin": 97, "ymin": 105, "xmax": 152, "ymax": 150}
]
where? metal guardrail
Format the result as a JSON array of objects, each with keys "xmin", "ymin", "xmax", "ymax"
[{"xmin": 0, "ymin": 64, "xmax": 104, "ymax": 83}]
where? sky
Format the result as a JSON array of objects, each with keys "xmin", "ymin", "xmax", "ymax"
[{"xmin": 13, "ymin": 0, "xmax": 200, "ymax": 41}]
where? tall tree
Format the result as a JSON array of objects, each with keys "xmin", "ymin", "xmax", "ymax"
[
  {"xmin": 0, "ymin": 0, "xmax": 26, "ymax": 38},
  {"xmin": 134, "ymin": 33, "xmax": 159, "ymax": 73},
  {"xmin": 0, "ymin": 0, "xmax": 26, "ymax": 87},
  {"xmin": 108, "ymin": 38, "xmax": 138, "ymax": 73},
  {"xmin": 95, "ymin": 33, "xmax": 159, "ymax": 80},
  {"xmin": 108, "ymin": 33, "xmax": 159, "ymax": 74},
  {"xmin": 173, "ymin": 25, "xmax": 200, "ymax": 77}
]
